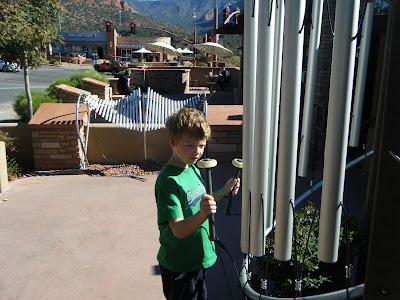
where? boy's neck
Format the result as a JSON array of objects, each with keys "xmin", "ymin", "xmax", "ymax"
[{"xmin": 168, "ymin": 156, "xmax": 191, "ymax": 169}]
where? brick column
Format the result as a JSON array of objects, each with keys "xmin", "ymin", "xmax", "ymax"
[{"xmin": 28, "ymin": 103, "xmax": 88, "ymax": 170}]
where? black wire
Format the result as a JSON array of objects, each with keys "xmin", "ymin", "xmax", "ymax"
[
  {"xmin": 216, "ymin": 243, "xmax": 241, "ymax": 300},
  {"xmin": 290, "ymin": 200, "xmax": 300, "ymax": 298},
  {"xmin": 325, "ymin": 0, "xmax": 335, "ymax": 36},
  {"xmin": 338, "ymin": 202, "xmax": 351, "ymax": 299},
  {"xmin": 299, "ymin": 200, "xmax": 321, "ymax": 280},
  {"xmin": 252, "ymin": 0, "xmax": 256, "ymax": 17},
  {"xmin": 352, "ymin": 0, "xmax": 368, "ymax": 40},
  {"xmin": 268, "ymin": 0, "xmax": 274, "ymax": 26},
  {"xmin": 299, "ymin": 0, "xmax": 309, "ymax": 34}
]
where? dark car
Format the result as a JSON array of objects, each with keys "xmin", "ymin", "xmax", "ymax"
[{"xmin": 93, "ymin": 60, "xmax": 127, "ymax": 75}]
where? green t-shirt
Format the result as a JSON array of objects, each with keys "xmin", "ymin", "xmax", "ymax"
[{"xmin": 155, "ymin": 164, "xmax": 217, "ymax": 272}]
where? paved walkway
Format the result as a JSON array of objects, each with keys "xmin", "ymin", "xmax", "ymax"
[
  {"xmin": 0, "ymin": 163, "xmax": 247, "ymax": 300},
  {"xmin": 0, "ymin": 171, "xmax": 164, "ymax": 299}
]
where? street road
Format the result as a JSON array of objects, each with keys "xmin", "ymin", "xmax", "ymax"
[{"xmin": 0, "ymin": 64, "xmax": 92, "ymax": 121}]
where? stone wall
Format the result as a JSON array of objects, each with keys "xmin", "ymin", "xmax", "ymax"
[
  {"xmin": 131, "ymin": 69, "xmax": 190, "ymax": 93},
  {"xmin": 82, "ymin": 77, "xmax": 112, "ymax": 100},
  {"xmin": 28, "ymin": 103, "xmax": 88, "ymax": 170},
  {"xmin": 55, "ymin": 84, "xmax": 91, "ymax": 103},
  {"xmin": 208, "ymin": 125, "xmax": 242, "ymax": 163},
  {"xmin": 31, "ymin": 127, "xmax": 85, "ymax": 170}
]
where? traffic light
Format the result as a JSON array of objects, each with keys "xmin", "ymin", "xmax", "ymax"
[
  {"xmin": 130, "ymin": 23, "xmax": 136, "ymax": 34},
  {"xmin": 106, "ymin": 22, "xmax": 111, "ymax": 32}
]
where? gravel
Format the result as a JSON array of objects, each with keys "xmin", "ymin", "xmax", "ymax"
[{"xmin": 84, "ymin": 162, "xmax": 164, "ymax": 177}]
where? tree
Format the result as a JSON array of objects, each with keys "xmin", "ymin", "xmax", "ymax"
[{"xmin": 0, "ymin": 0, "xmax": 64, "ymax": 121}]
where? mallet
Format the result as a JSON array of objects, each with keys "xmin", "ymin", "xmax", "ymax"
[
  {"xmin": 197, "ymin": 158, "xmax": 218, "ymax": 241},
  {"xmin": 224, "ymin": 158, "xmax": 243, "ymax": 216}
]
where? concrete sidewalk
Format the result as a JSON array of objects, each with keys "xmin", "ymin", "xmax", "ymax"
[
  {"xmin": 0, "ymin": 160, "xmax": 369, "ymax": 299},
  {"xmin": 0, "ymin": 171, "xmax": 164, "ymax": 299},
  {"xmin": 0, "ymin": 163, "xmax": 247, "ymax": 300}
]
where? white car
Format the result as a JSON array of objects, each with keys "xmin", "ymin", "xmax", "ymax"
[{"xmin": 0, "ymin": 60, "xmax": 21, "ymax": 72}]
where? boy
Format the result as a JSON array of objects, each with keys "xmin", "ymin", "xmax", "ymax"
[{"xmin": 155, "ymin": 107, "xmax": 240, "ymax": 300}]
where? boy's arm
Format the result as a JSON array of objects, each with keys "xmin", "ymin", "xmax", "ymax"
[
  {"xmin": 168, "ymin": 193, "xmax": 216, "ymax": 239},
  {"xmin": 212, "ymin": 177, "xmax": 240, "ymax": 202}
]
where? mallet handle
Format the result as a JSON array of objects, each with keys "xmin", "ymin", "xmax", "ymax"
[
  {"xmin": 224, "ymin": 168, "xmax": 240, "ymax": 215},
  {"xmin": 204, "ymin": 168, "xmax": 216, "ymax": 241}
]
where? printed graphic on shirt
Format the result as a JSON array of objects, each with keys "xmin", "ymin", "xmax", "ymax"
[{"xmin": 185, "ymin": 183, "xmax": 206, "ymax": 208}]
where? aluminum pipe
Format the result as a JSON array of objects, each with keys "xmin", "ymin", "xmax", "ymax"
[
  {"xmin": 298, "ymin": 0, "xmax": 324, "ymax": 177},
  {"xmin": 250, "ymin": 0, "xmax": 276, "ymax": 256},
  {"xmin": 240, "ymin": 0, "xmax": 259, "ymax": 254},
  {"xmin": 318, "ymin": 0, "xmax": 360, "ymax": 263},
  {"xmin": 349, "ymin": 2, "xmax": 374, "ymax": 147},
  {"xmin": 274, "ymin": 0, "xmax": 306, "ymax": 261}
]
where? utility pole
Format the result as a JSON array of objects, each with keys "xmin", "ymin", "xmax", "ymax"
[{"xmin": 213, "ymin": 0, "xmax": 219, "ymax": 64}]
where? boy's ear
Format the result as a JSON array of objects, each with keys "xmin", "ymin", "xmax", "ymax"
[{"xmin": 169, "ymin": 138, "xmax": 176, "ymax": 147}]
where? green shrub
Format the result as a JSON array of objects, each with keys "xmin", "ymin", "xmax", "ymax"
[
  {"xmin": 197, "ymin": 62, "xmax": 208, "ymax": 67},
  {"xmin": 47, "ymin": 78, "xmax": 79, "ymax": 97},
  {"xmin": 183, "ymin": 61, "xmax": 193, "ymax": 67},
  {"xmin": 12, "ymin": 90, "xmax": 60, "ymax": 122},
  {"xmin": 0, "ymin": 131, "xmax": 21, "ymax": 179},
  {"xmin": 225, "ymin": 55, "xmax": 240, "ymax": 68},
  {"xmin": 253, "ymin": 203, "xmax": 366, "ymax": 297},
  {"xmin": 48, "ymin": 59, "xmax": 58, "ymax": 64},
  {"xmin": 69, "ymin": 69, "xmax": 109, "ymax": 89}
]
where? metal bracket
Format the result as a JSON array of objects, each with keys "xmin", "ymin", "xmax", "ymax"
[{"xmin": 389, "ymin": 151, "xmax": 400, "ymax": 163}]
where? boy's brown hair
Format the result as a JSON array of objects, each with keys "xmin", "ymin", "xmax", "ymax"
[{"xmin": 165, "ymin": 107, "xmax": 211, "ymax": 143}]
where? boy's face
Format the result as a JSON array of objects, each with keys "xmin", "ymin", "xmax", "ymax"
[{"xmin": 170, "ymin": 134, "xmax": 207, "ymax": 168}]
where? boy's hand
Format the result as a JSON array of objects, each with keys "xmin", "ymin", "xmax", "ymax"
[
  {"xmin": 200, "ymin": 194, "xmax": 217, "ymax": 216},
  {"xmin": 223, "ymin": 177, "xmax": 241, "ymax": 197}
]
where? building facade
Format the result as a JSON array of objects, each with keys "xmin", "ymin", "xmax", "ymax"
[{"xmin": 54, "ymin": 30, "xmax": 172, "ymax": 62}]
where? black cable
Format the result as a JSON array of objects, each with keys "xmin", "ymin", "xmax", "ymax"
[
  {"xmin": 216, "ymin": 243, "xmax": 241, "ymax": 300},
  {"xmin": 252, "ymin": 0, "xmax": 256, "ymax": 17},
  {"xmin": 215, "ymin": 237, "xmax": 247, "ymax": 299},
  {"xmin": 338, "ymin": 202, "xmax": 351, "ymax": 299},
  {"xmin": 268, "ymin": 0, "xmax": 274, "ymax": 26},
  {"xmin": 352, "ymin": 0, "xmax": 368, "ymax": 40},
  {"xmin": 325, "ymin": 0, "xmax": 335, "ymax": 36},
  {"xmin": 299, "ymin": 0, "xmax": 309, "ymax": 34},
  {"xmin": 299, "ymin": 200, "xmax": 321, "ymax": 280},
  {"xmin": 290, "ymin": 200, "xmax": 300, "ymax": 299}
]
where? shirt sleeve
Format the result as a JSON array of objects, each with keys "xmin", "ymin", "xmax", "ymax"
[{"xmin": 156, "ymin": 177, "xmax": 184, "ymax": 224}]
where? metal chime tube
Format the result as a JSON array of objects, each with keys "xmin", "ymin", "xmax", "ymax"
[
  {"xmin": 318, "ymin": 0, "xmax": 360, "ymax": 263},
  {"xmin": 250, "ymin": 0, "xmax": 275, "ymax": 256},
  {"xmin": 274, "ymin": 0, "xmax": 306, "ymax": 261},
  {"xmin": 298, "ymin": 0, "xmax": 324, "ymax": 177},
  {"xmin": 349, "ymin": 1, "xmax": 374, "ymax": 147},
  {"xmin": 268, "ymin": 0, "xmax": 285, "ymax": 229},
  {"xmin": 240, "ymin": 0, "xmax": 259, "ymax": 254}
]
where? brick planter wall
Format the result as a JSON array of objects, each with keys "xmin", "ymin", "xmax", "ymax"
[
  {"xmin": 28, "ymin": 103, "xmax": 88, "ymax": 170},
  {"xmin": 207, "ymin": 105, "xmax": 243, "ymax": 163},
  {"xmin": 31, "ymin": 127, "xmax": 85, "ymax": 170},
  {"xmin": 55, "ymin": 84, "xmax": 91, "ymax": 103},
  {"xmin": 209, "ymin": 125, "xmax": 242, "ymax": 163},
  {"xmin": 82, "ymin": 77, "xmax": 112, "ymax": 100},
  {"xmin": 131, "ymin": 69, "xmax": 190, "ymax": 93}
]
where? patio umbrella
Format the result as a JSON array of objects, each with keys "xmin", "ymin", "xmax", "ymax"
[
  {"xmin": 193, "ymin": 42, "xmax": 233, "ymax": 57},
  {"xmin": 176, "ymin": 48, "xmax": 183, "ymax": 54},
  {"xmin": 133, "ymin": 47, "xmax": 152, "ymax": 61},
  {"xmin": 145, "ymin": 42, "xmax": 181, "ymax": 58},
  {"xmin": 181, "ymin": 48, "xmax": 194, "ymax": 55}
]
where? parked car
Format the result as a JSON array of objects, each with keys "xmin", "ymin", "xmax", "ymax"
[
  {"xmin": 93, "ymin": 60, "xmax": 127, "ymax": 75},
  {"xmin": 0, "ymin": 60, "xmax": 21, "ymax": 72}
]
